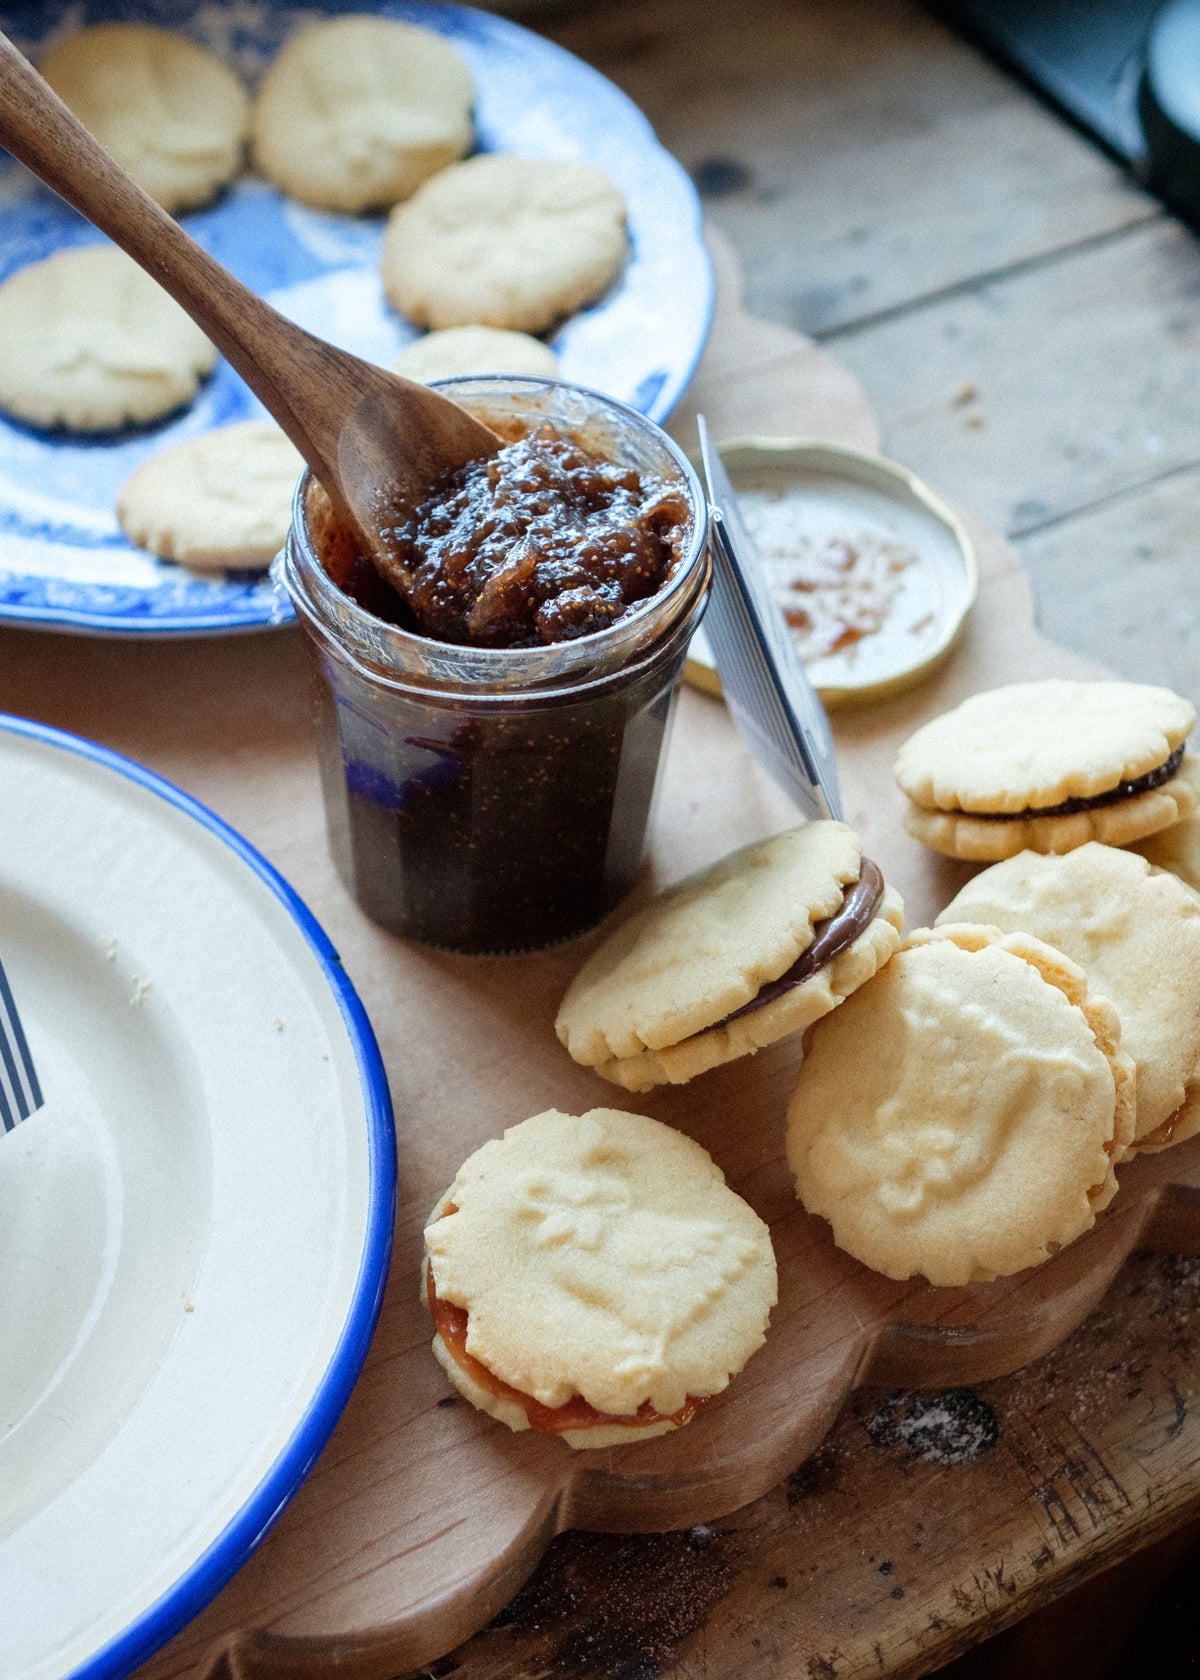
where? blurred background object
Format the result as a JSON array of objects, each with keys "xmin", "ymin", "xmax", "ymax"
[{"xmin": 928, "ymin": 0, "xmax": 1200, "ymax": 227}]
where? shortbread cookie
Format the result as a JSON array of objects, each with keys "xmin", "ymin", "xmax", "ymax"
[
  {"xmin": 556, "ymin": 823, "xmax": 904, "ymax": 1093},
  {"xmin": 383, "ymin": 154, "xmax": 628, "ymax": 334},
  {"xmin": 117, "ymin": 420, "xmax": 303, "ymax": 571},
  {"xmin": 938, "ymin": 844, "xmax": 1200, "ymax": 1153},
  {"xmin": 41, "ymin": 24, "xmax": 249, "ymax": 214},
  {"xmin": 895, "ymin": 680, "xmax": 1199, "ymax": 860},
  {"xmin": 252, "ymin": 16, "xmax": 473, "ymax": 213},
  {"xmin": 394, "ymin": 326, "xmax": 559, "ymax": 383},
  {"xmin": 423, "ymin": 1107, "xmax": 776, "ymax": 1447},
  {"xmin": 787, "ymin": 924, "xmax": 1136, "ymax": 1286},
  {"xmin": 0, "ymin": 246, "xmax": 216, "ymax": 432}
]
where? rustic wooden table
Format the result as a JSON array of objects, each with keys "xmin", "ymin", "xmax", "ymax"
[{"xmin": 386, "ymin": 2, "xmax": 1200, "ymax": 1676}]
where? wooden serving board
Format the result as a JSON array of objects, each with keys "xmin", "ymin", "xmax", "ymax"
[{"xmin": 5, "ymin": 233, "xmax": 1200, "ymax": 1680}]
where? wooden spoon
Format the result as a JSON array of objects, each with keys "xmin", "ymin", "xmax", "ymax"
[{"xmin": 0, "ymin": 29, "xmax": 499, "ymax": 588}]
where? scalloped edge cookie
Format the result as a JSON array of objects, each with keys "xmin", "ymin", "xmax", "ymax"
[
  {"xmin": 936, "ymin": 843, "xmax": 1200, "ymax": 1149},
  {"xmin": 556, "ymin": 824, "xmax": 904, "ymax": 1093},
  {"xmin": 895, "ymin": 680, "xmax": 1198, "ymax": 861},
  {"xmin": 786, "ymin": 924, "xmax": 1135, "ymax": 1286},
  {"xmin": 904, "ymin": 754, "xmax": 1200, "ymax": 861},
  {"xmin": 423, "ymin": 1108, "xmax": 776, "ymax": 1447}
]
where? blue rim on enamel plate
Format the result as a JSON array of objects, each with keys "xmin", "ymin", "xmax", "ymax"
[
  {"xmin": 0, "ymin": 712, "xmax": 397, "ymax": 1680},
  {"xmin": 0, "ymin": 0, "xmax": 713, "ymax": 637}
]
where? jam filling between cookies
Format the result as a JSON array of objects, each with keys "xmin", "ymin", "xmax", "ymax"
[
  {"xmin": 970, "ymin": 745, "xmax": 1185, "ymax": 822},
  {"xmin": 425, "ymin": 1242, "xmax": 707, "ymax": 1436},
  {"xmin": 715, "ymin": 857, "xmax": 885, "ymax": 1030}
]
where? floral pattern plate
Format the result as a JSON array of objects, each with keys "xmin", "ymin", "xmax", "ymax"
[{"xmin": 0, "ymin": 0, "xmax": 711, "ymax": 635}]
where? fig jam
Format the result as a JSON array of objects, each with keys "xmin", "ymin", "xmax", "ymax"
[
  {"xmin": 355, "ymin": 424, "xmax": 692, "ymax": 648},
  {"xmin": 281, "ymin": 379, "xmax": 708, "ymax": 953}
]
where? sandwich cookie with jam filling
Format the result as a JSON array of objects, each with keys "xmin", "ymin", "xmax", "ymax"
[
  {"xmin": 423, "ymin": 1108, "xmax": 777, "ymax": 1448},
  {"xmin": 894, "ymin": 680, "xmax": 1200, "ymax": 861},
  {"xmin": 787, "ymin": 924, "xmax": 1137, "ymax": 1287},
  {"xmin": 555, "ymin": 822, "xmax": 904, "ymax": 1093},
  {"xmin": 937, "ymin": 843, "xmax": 1200, "ymax": 1154}
]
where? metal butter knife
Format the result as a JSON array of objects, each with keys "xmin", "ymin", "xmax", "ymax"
[{"xmin": 697, "ymin": 416, "xmax": 843, "ymax": 821}]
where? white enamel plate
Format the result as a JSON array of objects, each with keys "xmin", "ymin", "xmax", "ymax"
[{"xmin": 0, "ymin": 716, "xmax": 396, "ymax": 1680}]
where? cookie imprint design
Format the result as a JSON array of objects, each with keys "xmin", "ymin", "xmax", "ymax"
[
  {"xmin": 512, "ymin": 1162, "xmax": 762, "ymax": 1382},
  {"xmin": 840, "ymin": 995, "xmax": 1079, "ymax": 1218}
]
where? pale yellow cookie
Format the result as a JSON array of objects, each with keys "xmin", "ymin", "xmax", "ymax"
[
  {"xmin": 394, "ymin": 326, "xmax": 559, "ymax": 383},
  {"xmin": 1131, "ymin": 811, "xmax": 1200, "ymax": 1147},
  {"xmin": 556, "ymin": 823, "xmax": 904, "ymax": 1093},
  {"xmin": 937, "ymin": 844, "xmax": 1200, "ymax": 1152},
  {"xmin": 896, "ymin": 681, "xmax": 1198, "ymax": 860},
  {"xmin": 252, "ymin": 16, "xmax": 473, "ymax": 213},
  {"xmin": 0, "ymin": 246, "xmax": 216, "ymax": 432},
  {"xmin": 117, "ymin": 420, "xmax": 303, "ymax": 572},
  {"xmin": 423, "ymin": 1108, "xmax": 776, "ymax": 1447},
  {"xmin": 382, "ymin": 154, "xmax": 628, "ymax": 334},
  {"xmin": 41, "ymin": 24, "xmax": 249, "ymax": 214},
  {"xmin": 787, "ymin": 924, "xmax": 1136, "ymax": 1286}
]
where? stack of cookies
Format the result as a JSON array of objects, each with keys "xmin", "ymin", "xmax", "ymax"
[
  {"xmin": 421, "ymin": 670, "xmax": 1200, "ymax": 1438},
  {"xmin": 424, "ymin": 820, "xmax": 906, "ymax": 1448},
  {"xmin": 786, "ymin": 679, "xmax": 1200, "ymax": 1285}
]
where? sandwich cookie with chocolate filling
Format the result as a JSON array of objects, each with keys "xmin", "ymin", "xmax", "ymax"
[
  {"xmin": 787, "ymin": 924, "xmax": 1136, "ymax": 1286},
  {"xmin": 423, "ymin": 1108, "xmax": 777, "ymax": 1448},
  {"xmin": 895, "ymin": 680, "xmax": 1200, "ymax": 861},
  {"xmin": 937, "ymin": 843, "xmax": 1200, "ymax": 1154},
  {"xmin": 555, "ymin": 822, "xmax": 905, "ymax": 1093}
]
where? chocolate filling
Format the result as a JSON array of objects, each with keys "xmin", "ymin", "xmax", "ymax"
[
  {"xmin": 716, "ymin": 858, "xmax": 885, "ymax": 1029},
  {"xmin": 972, "ymin": 745, "xmax": 1185, "ymax": 822}
]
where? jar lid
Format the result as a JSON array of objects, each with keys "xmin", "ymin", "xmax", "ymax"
[{"xmin": 686, "ymin": 438, "xmax": 977, "ymax": 707}]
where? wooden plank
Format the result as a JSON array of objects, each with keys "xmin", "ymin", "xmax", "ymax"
[
  {"xmin": 1015, "ymin": 463, "xmax": 1200, "ymax": 714},
  {"xmin": 545, "ymin": 0, "xmax": 1158, "ymax": 334},
  {"xmin": 824, "ymin": 218, "xmax": 1200, "ymax": 540}
]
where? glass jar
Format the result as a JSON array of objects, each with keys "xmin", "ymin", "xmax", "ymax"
[{"xmin": 278, "ymin": 375, "xmax": 710, "ymax": 954}]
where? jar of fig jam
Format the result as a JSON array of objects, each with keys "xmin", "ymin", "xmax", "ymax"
[{"xmin": 279, "ymin": 376, "xmax": 709, "ymax": 954}]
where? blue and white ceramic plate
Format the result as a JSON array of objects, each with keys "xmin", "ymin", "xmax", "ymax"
[
  {"xmin": 0, "ymin": 0, "xmax": 712, "ymax": 636},
  {"xmin": 0, "ymin": 714, "xmax": 396, "ymax": 1680}
]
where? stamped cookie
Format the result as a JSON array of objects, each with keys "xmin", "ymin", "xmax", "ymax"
[
  {"xmin": 394, "ymin": 326, "xmax": 559, "ymax": 383},
  {"xmin": 41, "ymin": 23, "xmax": 250, "ymax": 214},
  {"xmin": 556, "ymin": 823, "xmax": 904, "ymax": 1093},
  {"xmin": 938, "ymin": 844, "xmax": 1200, "ymax": 1154},
  {"xmin": 252, "ymin": 16, "xmax": 473, "ymax": 212},
  {"xmin": 0, "ymin": 246, "xmax": 216, "ymax": 433},
  {"xmin": 423, "ymin": 1108, "xmax": 777, "ymax": 1448},
  {"xmin": 382, "ymin": 154, "xmax": 628, "ymax": 335},
  {"xmin": 895, "ymin": 680, "xmax": 1200, "ymax": 860},
  {"xmin": 117, "ymin": 420, "xmax": 303, "ymax": 572},
  {"xmin": 786, "ymin": 924, "xmax": 1136, "ymax": 1286}
]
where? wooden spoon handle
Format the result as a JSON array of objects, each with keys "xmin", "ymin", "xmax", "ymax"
[{"xmin": 0, "ymin": 29, "xmax": 365, "ymax": 475}]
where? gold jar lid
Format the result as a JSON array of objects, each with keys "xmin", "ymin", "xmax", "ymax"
[{"xmin": 687, "ymin": 438, "xmax": 977, "ymax": 707}]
